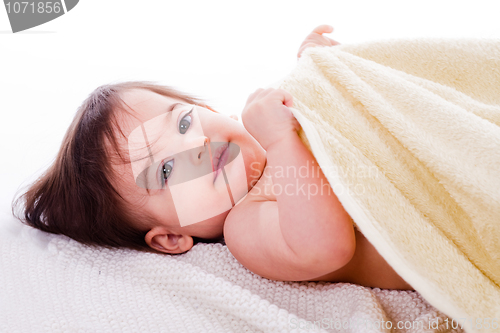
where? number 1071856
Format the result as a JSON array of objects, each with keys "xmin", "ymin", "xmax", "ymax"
[{"xmin": 5, "ymin": 1, "xmax": 62, "ymax": 14}]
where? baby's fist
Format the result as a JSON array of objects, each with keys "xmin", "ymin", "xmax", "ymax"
[{"xmin": 241, "ymin": 88, "xmax": 300, "ymax": 150}]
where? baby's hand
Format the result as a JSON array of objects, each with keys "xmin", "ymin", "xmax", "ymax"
[
  {"xmin": 241, "ymin": 88, "xmax": 301, "ymax": 150},
  {"xmin": 297, "ymin": 25, "xmax": 340, "ymax": 59}
]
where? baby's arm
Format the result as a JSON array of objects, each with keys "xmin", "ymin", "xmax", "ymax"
[{"xmin": 224, "ymin": 89, "xmax": 355, "ymax": 281}]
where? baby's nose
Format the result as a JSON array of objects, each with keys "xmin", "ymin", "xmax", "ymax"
[
  {"xmin": 192, "ymin": 136, "xmax": 211, "ymax": 165},
  {"xmin": 198, "ymin": 137, "xmax": 210, "ymax": 159}
]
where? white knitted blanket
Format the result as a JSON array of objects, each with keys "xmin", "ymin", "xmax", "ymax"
[{"xmin": 0, "ymin": 218, "xmax": 462, "ymax": 333}]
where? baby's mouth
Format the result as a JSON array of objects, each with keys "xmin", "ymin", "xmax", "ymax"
[{"xmin": 212, "ymin": 142, "xmax": 230, "ymax": 183}]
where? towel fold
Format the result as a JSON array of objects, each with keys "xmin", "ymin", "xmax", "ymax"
[{"xmin": 275, "ymin": 38, "xmax": 500, "ymax": 333}]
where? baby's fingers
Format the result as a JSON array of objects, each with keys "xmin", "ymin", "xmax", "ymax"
[
  {"xmin": 297, "ymin": 42, "xmax": 318, "ymax": 58},
  {"xmin": 312, "ymin": 24, "xmax": 334, "ymax": 35},
  {"xmin": 246, "ymin": 88, "xmax": 265, "ymax": 105},
  {"xmin": 271, "ymin": 89, "xmax": 293, "ymax": 108},
  {"xmin": 307, "ymin": 33, "xmax": 337, "ymax": 46},
  {"xmin": 311, "ymin": 25, "xmax": 339, "ymax": 46},
  {"xmin": 326, "ymin": 37, "xmax": 340, "ymax": 46}
]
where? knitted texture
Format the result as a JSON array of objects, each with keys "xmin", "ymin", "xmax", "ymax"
[{"xmin": 0, "ymin": 221, "xmax": 463, "ymax": 333}]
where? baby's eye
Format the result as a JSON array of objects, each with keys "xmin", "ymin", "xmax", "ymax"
[
  {"xmin": 162, "ymin": 160, "xmax": 174, "ymax": 183},
  {"xmin": 179, "ymin": 110, "xmax": 192, "ymax": 134}
]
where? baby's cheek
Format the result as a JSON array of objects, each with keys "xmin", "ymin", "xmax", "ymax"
[{"xmin": 169, "ymin": 174, "xmax": 233, "ymax": 227}]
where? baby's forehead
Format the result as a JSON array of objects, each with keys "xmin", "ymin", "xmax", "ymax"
[{"xmin": 117, "ymin": 89, "xmax": 184, "ymax": 135}]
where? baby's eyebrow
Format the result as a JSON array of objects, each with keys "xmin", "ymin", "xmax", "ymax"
[
  {"xmin": 141, "ymin": 102, "xmax": 185, "ymax": 191},
  {"xmin": 168, "ymin": 102, "xmax": 183, "ymax": 112}
]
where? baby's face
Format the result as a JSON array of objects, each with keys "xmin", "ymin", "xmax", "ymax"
[{"xmin": 114, "ymin": 89, "xmax": 266, "ymax": 239}]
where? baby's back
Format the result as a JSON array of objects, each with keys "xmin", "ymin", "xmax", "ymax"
[{"xmin": 309, "ymin": 227, "xmax": 413, "ymax": 290}]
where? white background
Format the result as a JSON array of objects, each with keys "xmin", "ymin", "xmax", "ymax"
[{"xmin": 1, "ymin": 0, "xmax": 499, "ymax": 220}]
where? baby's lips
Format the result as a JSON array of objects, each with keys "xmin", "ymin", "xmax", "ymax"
[
  {"xmin": 6, "ymin": 0, "xmax": 79, "ymax": 33},
  {"xmin": 134, "ymin": 142, "xmax": 241, "ymax": 189}
]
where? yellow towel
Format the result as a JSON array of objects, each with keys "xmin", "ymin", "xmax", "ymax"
[{"xmin": 276, "ymin": 39, "xmax": 500, "ymax": 332}]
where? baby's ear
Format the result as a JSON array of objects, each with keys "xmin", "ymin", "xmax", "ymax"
[{"xmin": 145, "ymin": 227, "xmax": 194, "ymax": 254}]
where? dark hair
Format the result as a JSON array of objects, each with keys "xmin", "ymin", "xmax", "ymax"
[{"xmin": 12, "ymin": 81, "xmax": 216, "ymax": 253}]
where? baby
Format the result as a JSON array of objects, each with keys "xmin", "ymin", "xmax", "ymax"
[{"xmin": 15, "ymin": 25, "xmax": 413, "ymax": 290}]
